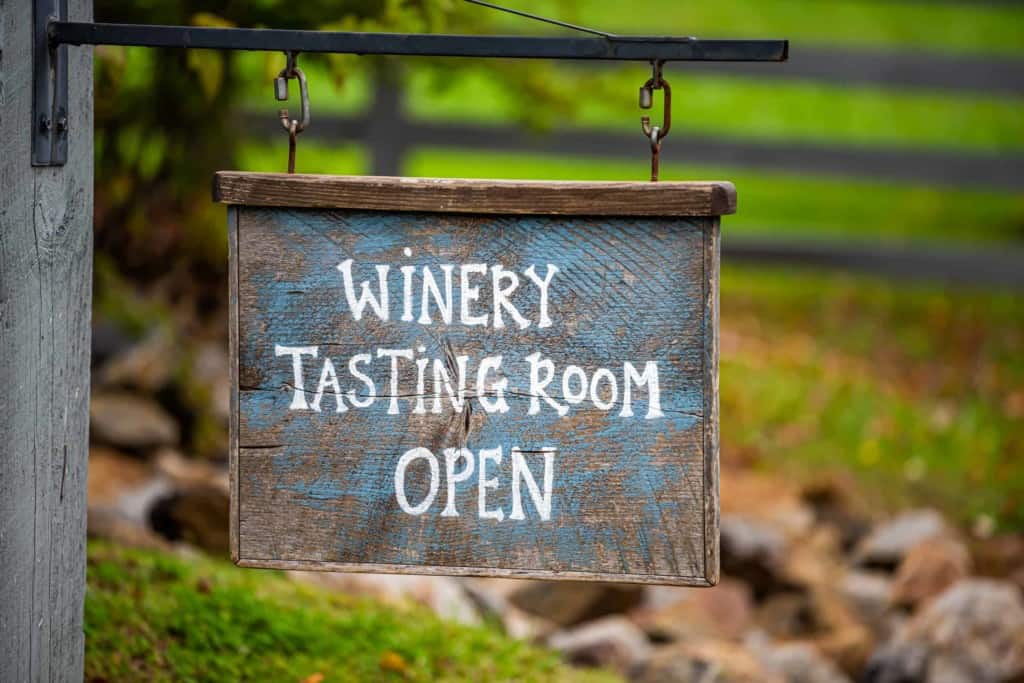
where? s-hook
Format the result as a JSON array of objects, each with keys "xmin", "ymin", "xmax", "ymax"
[
  {"xmin": 274, "ymin": 51, "xmax": 311, "ymax": 173},
  {"xmin": 639, "ymin": 60, "xmax": 671, "ymax": 182}
]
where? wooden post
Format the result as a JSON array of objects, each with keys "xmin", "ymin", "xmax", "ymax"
[{"xmin": 0, "ymin": 0, "xmax": 93, "ymax": 680}]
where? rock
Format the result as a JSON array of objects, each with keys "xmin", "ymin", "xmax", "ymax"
[
  {"xmin": 547, "ymin": 616, "xmax": 652, "ymax": 673},
  {"xmin": 632, "ymin": 640, "xmax": 784, "ymax": 683},
  {"xmin": 88, "ymin": 446, "xmax": 231, "ymax": 558},
  {"xmin": 782, "ymin": 526, "xmax": 844, "ymax": 591},
  {"xmin": 719, "ymin": 470, "xmax": 843, "ymax": 600},
  {"xmin": 88, "ymin": 446, "xmax": 173, "ymax": 525},
  {"xmin": 863, "ymin": 640, "xmax": 928, "ymax": 683},
  {"xmin": 87, "ymin": 507, "xmax": 172, "ymax": 551},
  {"xmin": 87, "ymin": 447, "xmax": 176, "ymax": 551},
  {"xmin": 800, "ymin": 476, "xmax": 871, "ymax": 552},
  {"xmin": 864, "ymin": 579, "xmax": 1024, "ymax": 683},
  {"xmin": 461, "ymin": 577, "xmax": 520, "ymax": 617},
  {"xmin": 756, "ymin": 589, "xmax": 873, "ymax": 676},
  {"xmin": 502, "ymin": 605, "xmax": 556, "ymax": 641},
  {"xmin": 88, "ymin": 446, "xmax": 153, "ymax": 506},
  {"xmin": 90, "ymin": 391, "xmax": 180, "ymax": 450},
  {"xmin": 722, "ymin": 469, "xmax": 816, "ymax": 539},
  {"xmin": 91, "ymin": 318, "xmax": 135, "ymax": 367},
  {"xmin": 720, "ymin": 515, "xmax": 843, "ymax": 600},
  {"xmin": 508, "ymin": 581, "xmax": 643, "ymax": 627},
  {"xmin": 853, "ymin": 509, "xmax": 949, "ymax": 571},
  {"xmin": 148, "ymin": 486, "xmax": 229, "ymax": 555},
  {"xmin": 971, "ymin": 534, "xmax": 1024, "ymax": 591},
  {"xmin": 756, "ymin": 592, "xmax": 818, "ymax": 640},
  {"xmin": 839, "ymin": 571, "xmax": 894, "ymax": 638},
  {"xmin": 153, "ymin": 448, "xmax": 228, "ymax": 493},
  {"xmin": 96, "ymin": 328, "xmax": 176, "ymax": 392},
  {"xmin": 192, "ymin": 342, "xmax": 231, "ymax": 422},
  {"xmin": 461, "ymin": 578, "xmax": 556, "ymax": 640},
  {"xmin": 746, "ymin": 632, "xmax": 852, "ymax": 683},
  {"xmin": 290, "ymin": 571, "xmax": 480, "ymax": 625},
  {"xmin": 633, "ymin": 579, "xmax": 754, "ymax": 642},
  {"xmin": 890, "ymin": 538, "xmax": 971, "ymax": 609},
  {"xmin": 766, "ymin": 644, "xmax": 851, "ymax": 683},
  {"xmin": 813, "ymin": 611, "xmax": 874, "ymax": 679},
  {"xmin": 720, "ymin": 515, "xmax": 793, "ymax": 598}
]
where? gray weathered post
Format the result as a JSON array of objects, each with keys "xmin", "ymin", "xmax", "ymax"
[{"xmin": 0, "ymin": 1, "xmax": 93, "ymax": 680}]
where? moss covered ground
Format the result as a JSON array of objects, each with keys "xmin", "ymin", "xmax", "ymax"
[{"xmin": 85, "ymin": 542, "xmax": 621, "ymax": 683}]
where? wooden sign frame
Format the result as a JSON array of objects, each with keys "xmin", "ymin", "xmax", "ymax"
[{"xmin": 215, "ymin": 172, "xmax": 730, "ymax": 586}]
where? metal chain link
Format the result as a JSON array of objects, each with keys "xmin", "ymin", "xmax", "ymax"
[{"xmin": 639, "ymin": 60, "xmax": 671, "ymax": 181}]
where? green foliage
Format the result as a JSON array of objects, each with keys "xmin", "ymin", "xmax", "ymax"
[
  {"xmin": 718, "ymin": 266, "xmax": 1024, "ymax": 531},
  {"xmin": 85, "ymin": 542, "xmax": 621, "ymax": 683},
  {"xmin": 93, "ymin": 252, "xmax": 176, "ymax": 336},
  {"xmin": 91, "ymin": 0, "xmax": 582, "ymax": 332}
]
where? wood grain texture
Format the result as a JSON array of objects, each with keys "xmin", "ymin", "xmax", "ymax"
[
  {"xmin": 230, "ymin": 191, "xmax": 721, "ymax": 585},
  {"xmin": 229, "ymin": 207, "xmax": 241, "ymax": 563},
  {"xmin": 703, "ymin": 221, "xmax": 721, "ymax": 585},
  {"xmin": 0, "ymin": 1, "xmax": 93, "ymax": 680},
  {"xmin": 214, "ymin": 172, "xmax": 737, "ymax": 217},
  {"xmin": 236, "ymin": 558, "xmax": 714, "ymax": 586}
]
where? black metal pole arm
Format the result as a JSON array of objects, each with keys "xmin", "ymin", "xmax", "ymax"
[
  {"xmin": 49, "ymin": 21, "xmax": 788, "ymax": 62},
  {"xmin": 34, "ymin": 8, "xmax": 786, "ymax": 166}
]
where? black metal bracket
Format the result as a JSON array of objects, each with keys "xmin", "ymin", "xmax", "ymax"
[
  {"xmin": 32, "ymin": 2, "xmax": 787, "ymax": 166},
  {"xmin": 33, "ymin": 0, "xmax": 69, "ymax": 166},
  {"xmin": 48, "ymin": 22, "xmax": 788, "ymax": 62}
]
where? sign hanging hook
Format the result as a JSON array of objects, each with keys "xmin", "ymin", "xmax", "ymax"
[
  {"xmin": 274, "ymin": 51, "xmax": 311, "ymax": 174},
  {"xmin": 639, "ymin": 60, "xmax": 671, "ymax": 182}
]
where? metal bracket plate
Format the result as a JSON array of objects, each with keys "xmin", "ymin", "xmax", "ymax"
[{"xmin": 33, "ymin": 0, "xmax": 69, "ymax": 166}]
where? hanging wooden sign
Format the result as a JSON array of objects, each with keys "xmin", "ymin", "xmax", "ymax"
[{"xmin": 215, "ymin": 172, "xmax": 730, "ymax": 586}]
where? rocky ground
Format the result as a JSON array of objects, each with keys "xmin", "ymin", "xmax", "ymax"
[{"xmin": 87, "ymin": 327, "xmax": 1024, "ymax": 683}]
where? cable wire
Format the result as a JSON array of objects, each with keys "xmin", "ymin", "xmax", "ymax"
[{"xmin": 462, "ymin": 0, "xmax": 617, "ymax": 38}]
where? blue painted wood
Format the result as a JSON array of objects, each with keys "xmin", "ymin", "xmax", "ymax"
[{"xmin": 230, "ymin": 190, "xmax": 720, "ymax": 585}]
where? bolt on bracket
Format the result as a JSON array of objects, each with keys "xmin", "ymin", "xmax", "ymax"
[{"xmin": 33, "ymin": 0, "xmax": 69, "ymax": 166}]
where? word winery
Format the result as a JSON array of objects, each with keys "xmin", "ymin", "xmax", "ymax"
[{"xmin": 337, "ymin": 252, "xmax": 558, "ymax": 329}]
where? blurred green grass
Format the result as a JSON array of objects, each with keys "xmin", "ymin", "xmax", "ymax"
[
  {"xmin": 720, "ymin": 266, "xmax": 1024, "ymax": 529},
  {"xmin": 85, "ymin": 542, "xmax": 620, "ymax": 682}
]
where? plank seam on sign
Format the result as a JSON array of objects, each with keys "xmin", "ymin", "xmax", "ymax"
[
  {"xmin": 213, "ymin": 172, "xmax": 737, "ymax": 216},
  {"xmin": 235, "ymin": 558, "xmax": 715, "ymax": 587}
]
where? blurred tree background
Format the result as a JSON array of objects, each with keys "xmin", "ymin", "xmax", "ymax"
[
  {"xmin": 91, "ymin": 0, "xmax": 592, "ymax": 461},
  {"xmin": 90, "ymin": 0, "xmax": 1023, "ymax": 528},
  {"xmin": 81, "ymin": 2, "xmax": 1024, "ymax": 680},
  {"xmin": 92, "ymin": 0, "xmax": 578, "ymax": 298}
]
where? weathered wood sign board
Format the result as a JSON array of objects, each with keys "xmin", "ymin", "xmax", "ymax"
[{"xmin": 215, "ymin": 172, "xmax": 730, "ymax": 586}]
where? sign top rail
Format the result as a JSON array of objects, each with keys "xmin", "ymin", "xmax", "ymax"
[
  {"xmin": 213, "ymin": 173, "xmax": 738, "ymax": 216},
  {"xmin": 49, "ymin": 22, "xmax": 789, "ymax": 62}
]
